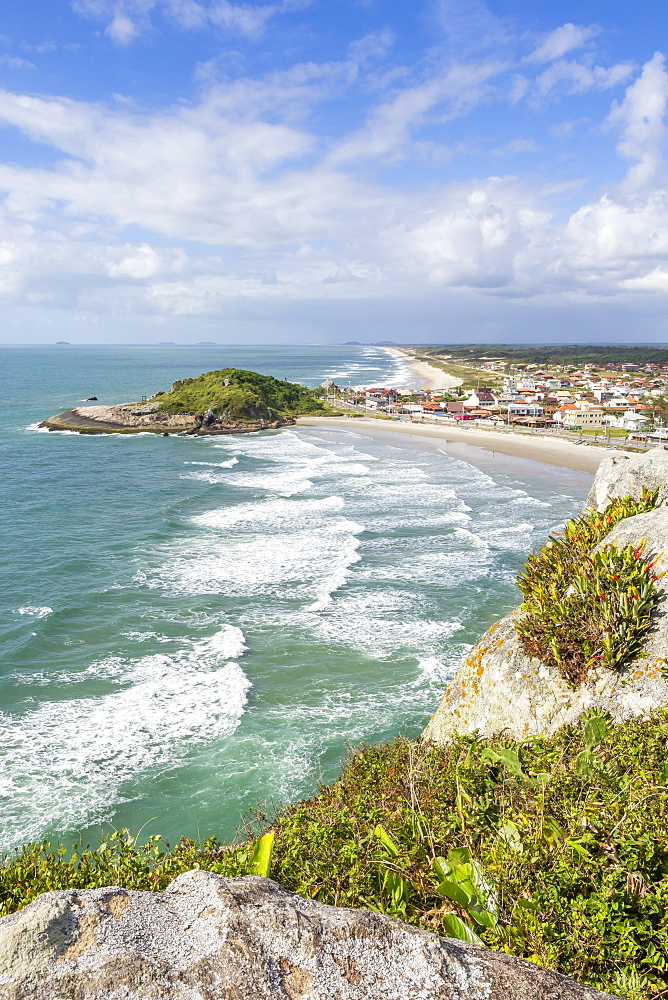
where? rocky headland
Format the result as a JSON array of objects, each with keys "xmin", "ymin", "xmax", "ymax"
[{"xmin": 40, "ymin": 368, "xmax": 331, "ymax": 435}]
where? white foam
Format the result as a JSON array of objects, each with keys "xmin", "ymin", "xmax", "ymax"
[
  {"xmin": 313, "ymin": 592, "xmax": 464, "ymax": 659},
  {"xmin": 17, "ymin": 606, "xmax": 53, "ymax": 619},
  {"xmin": 191, "ymin": 626, "xmax": 247, "ymax": 660},
  {"xmin": 511, "ymin": 495, "xmax": 551, "ymax": 507},
  {"xmin": 418, "ymin": 656, "xmax": 459, "ymax": 684},
  {"xmin": 181, "ymin": 470, "xmax": 239, "ymax": 484},
  {"xmin": 225, "ymin": 471, "xmax": 315, "ymax": 496},
  {"xmin": 306, "ymin": 533, "xmax": 362, "ymax": 612},
  {"xmin": 193, "ymin": 496, "xmax": 345, "ymax": 531},
  {"xmin": 186, "ymin": 458, "xmax": 239, "ymax": 468},
  {"xmin": 148, "ymin": 519, "xmax": 363, "ymax": 602},
  {"xmin": 26, "ymin": 423, "xmax": 77, "ymax": 434},
  {"xmin": 0, "ymin": 625, "xmax": 250, "ymax": 849}
]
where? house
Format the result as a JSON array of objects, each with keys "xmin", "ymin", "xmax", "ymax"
[
  {"xmin": 555, "ymin": 404, "xmax": 604, "ymax": 429},
  {"xmin": 618, "ymin": 410, "xmax": 650, "ymax": 432},
  {"xmin": 507, "ymin": 402, "xmax": 544, "ymax": 418},
  {"xmin": 381, "ymin": 389, "xmax": 399, "ymax": 404},
  {"xmin": 463, "ymin": 388, "xmax": 498, "ymax": 409}
]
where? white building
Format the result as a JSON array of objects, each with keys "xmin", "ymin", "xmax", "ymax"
[{"xmin": 508, "ymin": 402, "xmax": 543, "ymax": 418}]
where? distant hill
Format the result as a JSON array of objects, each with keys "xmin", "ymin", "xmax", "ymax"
[{"xmin": 156, "ymin": 368, "xmax": 330, "ymax": 423}]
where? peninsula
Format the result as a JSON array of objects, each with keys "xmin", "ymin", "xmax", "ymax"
[{"xmin": 40, "ymin": 368, "xmax": 331, "ymax": 435}]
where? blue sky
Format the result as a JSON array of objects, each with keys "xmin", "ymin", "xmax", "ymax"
[{"xmin": 0, "ymin": 0, "xmax": 667, "ymax": 343}]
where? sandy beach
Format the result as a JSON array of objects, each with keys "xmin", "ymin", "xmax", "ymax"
[
  {"xmin": 298, "ymin": 415, "xmax": 606, "ymax": 474},
  {"xmin": 381, "ymin": 346, "xmax": 462, "ymax": 392}
]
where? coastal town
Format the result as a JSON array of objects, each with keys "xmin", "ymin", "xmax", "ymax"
[{"xmin": 320, "ymin": 355, "xmax": 668, "ymax": 445}]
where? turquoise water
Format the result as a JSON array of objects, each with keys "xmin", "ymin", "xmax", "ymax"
[{"xmin": 0, "ymin": 345, "xmax": 592, "ymax": 851}]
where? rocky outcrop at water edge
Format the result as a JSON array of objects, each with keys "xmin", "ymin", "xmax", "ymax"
[{"xmin": 424, "ymin": 449, "xmax": 668, "ymax": 744}]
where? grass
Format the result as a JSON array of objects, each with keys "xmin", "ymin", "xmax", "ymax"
[{"xmin": 4, "ymin": 712, "xmax": 668, "ymax": 997}]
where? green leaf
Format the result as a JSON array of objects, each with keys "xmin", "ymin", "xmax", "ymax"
[
  {"xmin": 482, "ymin": 747, "xmax": 526, "ymax": 779},
  {"xmin": 565, "ymin": 838, "xmax": 589, "ymax": 858},
  {"xmin": 584, "ymin": 714, "xmax": 608, "ymax": 750},
  {"xmin": 373, "ymin": 824, "xmax": 401, "ymax": 857},
  {"xmin": 435, "ymin": 879, "xmax": 470, "ymax": 907},
  {"xmin": 516, "ymin": 898, "xmax": 540, "ymax": 912},
  {"xmin": 248, "ymin": 831, "xmax": 274, "ymax": 878},
  {"xmin": 447, "ymin": 847, "xmax": 471, "ymax": 866},
  {"xmin": 540, "ymin": 816, "xmax": 564, "ymax": 845},
  {"xmin": 432, "ymin": 856, "xmax": 451, "ymax": 881},
  {"xmin": 442, "ymin": 914, "xmax": 484, "ymax": 945},
  {"xmin": 467, "ymin": 902, "xmax": 498, "ymax": 928},
  {"xmin": 498, "ymin": 822, "xmax": 523, "ymax": 853}
]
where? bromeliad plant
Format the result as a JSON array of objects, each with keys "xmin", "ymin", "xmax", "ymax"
[{"xmin": 515, "ymin": 489, "xmax": 663, "ymax": 685}]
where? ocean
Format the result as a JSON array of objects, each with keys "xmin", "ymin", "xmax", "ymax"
[{"xmin": 0, "ymin": 344, "xmax": 592, "ymax": 852}]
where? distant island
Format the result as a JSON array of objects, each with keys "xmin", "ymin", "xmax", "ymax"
[{"xmin": 39, "ymin": 368, "xmax": 332, "ymax": 435}]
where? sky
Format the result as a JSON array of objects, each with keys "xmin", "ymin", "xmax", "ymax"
[{"xmin": 1, "ymin": 0, "xmax": 668, "ymax": 344}]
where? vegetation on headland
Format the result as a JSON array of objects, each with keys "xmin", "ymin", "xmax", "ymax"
[
  {"xmin": 3, "ymin": 709, "xmax": 668, "ymax": 998},
  {"xmin": 516, "ymin": 490, "xmax": 662, "ymax": 685},
  {"xmin": 155, "ymin": 368, "xmax": 330, "ymax": 423}
]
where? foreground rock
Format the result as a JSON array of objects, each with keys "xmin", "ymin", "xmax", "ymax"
[
  {"xmin": 0, "ymin": 870, "xmax": 614, "ymax": 999},
  {"xmin": 424, "ymin": 453, "xmax": 668, "ymax": 743},
  {"xmin": 586, "ymin": 447, "xmax": 668, "ymax": 510}
]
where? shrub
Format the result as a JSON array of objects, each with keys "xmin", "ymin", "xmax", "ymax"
[{"xmin": 515, "ymin": 489, "xmax": 661, "ymax": 684}]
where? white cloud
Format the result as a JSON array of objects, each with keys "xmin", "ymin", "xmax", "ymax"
[
  {"xmin": 0, "ymin": 50, "xmax": 666, "ymax": 328},
  {"xmin": 0, "ymin": 55, "xmax": 36, "ymax": 70},
  {"xmin": 72, "ymin": 0, "xmax": 307, "ymax": 44},
  {"xmin": 329, "ymin": 59, "xmax": 501, "ymax": 165},
  {"xmin": 348, "ymin": 28, "xmax": 395, "ymax": 66},
  {"xmin": 536, "ymin": 59, "xmax": 633, "ymax": 96},
  {"xmin": 607, "ymin": 51, "xmax": 668, "ymax": 190},
  {"xmin": 528, "ymin": 23, "xmax": 600, "ymax": 64},
  {"xmin": 623, "ymin": 267, "xmax": 668, "ymax": 292}
]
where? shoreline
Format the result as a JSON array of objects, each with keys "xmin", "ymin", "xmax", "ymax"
[
  {"xmin": 298, "ymin": 415, "xmax": 605, "ymax": 474},
  {"xmin": 379, "ymin": 346, "xmax": 462, "ymax": 392}
]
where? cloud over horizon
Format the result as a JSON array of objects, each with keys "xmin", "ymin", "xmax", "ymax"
[{"xmin": 0, "ymin": 1, "xmax": 667, "ymax": 343}]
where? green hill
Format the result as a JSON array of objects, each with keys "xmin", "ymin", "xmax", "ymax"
[{"xmin": 155, "ymin": 368, "xmax": 330, "ymax": 424}]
